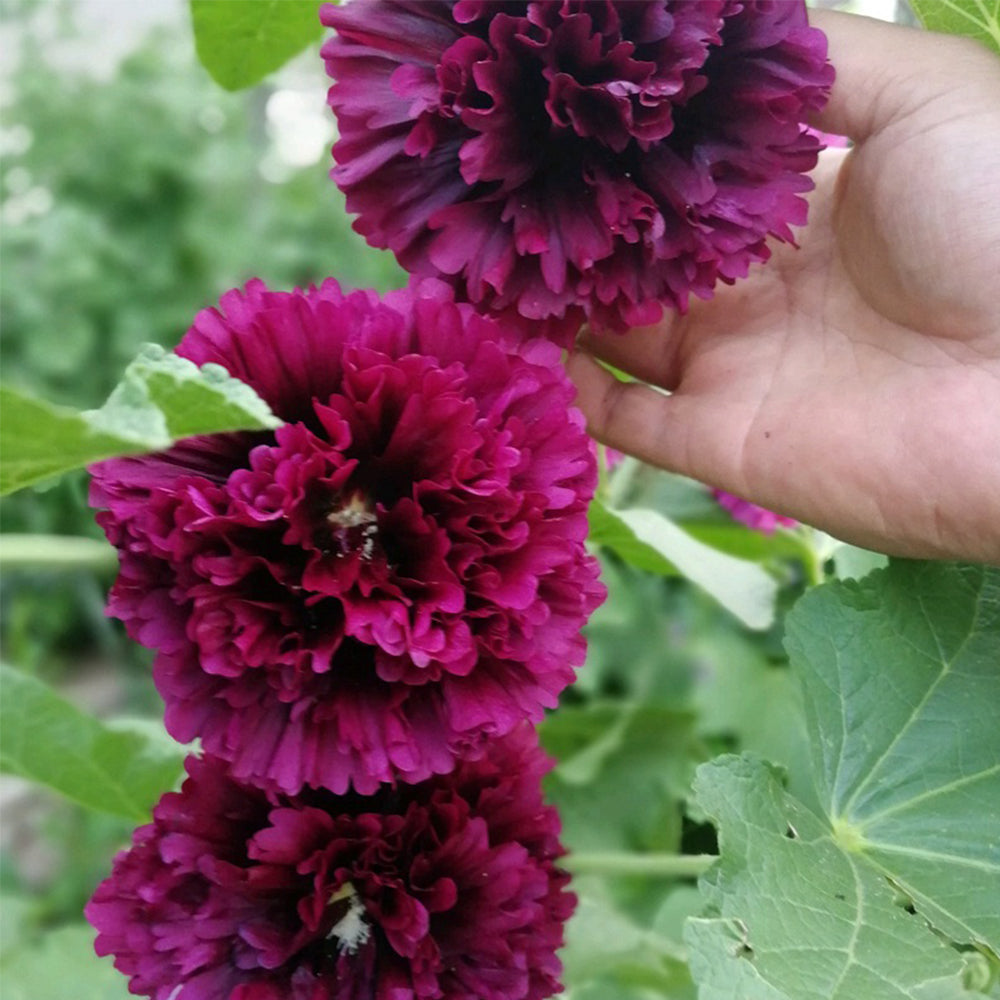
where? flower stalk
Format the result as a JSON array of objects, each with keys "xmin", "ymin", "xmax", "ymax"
[{"xmin": 565, "ymin": 851, "xmax": 716, "ymax": 880}]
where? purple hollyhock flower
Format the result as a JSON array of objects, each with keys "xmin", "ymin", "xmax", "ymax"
[
  {"xmin": 320, "ymin": 1, "xmax": 833, "ymax": 340},
  {"xmin": 86, "ymin": 728, "xmax": 574, "ymax": 1000},
  {"xmin": 712, "ymin": 489, "xmax": 797, "ymax": 534},
  {"xmin": 90, "ymin": 278, "xmax": 603, "ymax": 795}
]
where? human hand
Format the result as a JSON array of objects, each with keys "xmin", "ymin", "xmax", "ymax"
[{"xmin": 567, "ymin": 10, "xmax": 1000, "ymax": 563}]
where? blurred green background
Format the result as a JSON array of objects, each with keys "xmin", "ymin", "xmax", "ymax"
[{"xmin": 0, "ymin": 1, "xmax": 406, "ymax": 984}]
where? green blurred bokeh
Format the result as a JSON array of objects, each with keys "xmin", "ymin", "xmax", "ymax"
[
  {"xmin": 0, "ymin": 0, "xmax": 404, "ymax": 673},
  {"xmin": 0, "ymin": 0, "xmax": 403, "ymax": 951}
]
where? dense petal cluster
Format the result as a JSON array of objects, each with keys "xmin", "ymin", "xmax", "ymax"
[
  {"xmin": 321, "ymin": 0, "xmax": 833, "ymax": 338},
  {"xmin": 713, "ymin": 489, "xmax": 797, "ymax": 534},
  {"xmin": 91, "ymin": 278, "xmax": 603, "ymax": 795},
  {"xmin": 87, "ymin": 729, "xmax": 574, "ymax": 1000}
]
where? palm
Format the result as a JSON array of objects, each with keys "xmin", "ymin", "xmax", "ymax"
[{"xmin": 571, "ymin": 54, "xmax": 1000, "ymax": 560}]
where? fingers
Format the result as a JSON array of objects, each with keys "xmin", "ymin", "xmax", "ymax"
[
  {"xmin": 565, "ymin": 350, "xmax": 682, "ymax": 467},
  {"xmin": 576, "ymin": 320, "xmax": 687, "ymax": 392},
  {"xmin": 565, "ymin": 350, "xmax": 746, "ymax": 490},
  {"xmin": 807, "ymin": 9, "xmax": 987, "ymax": 141}
]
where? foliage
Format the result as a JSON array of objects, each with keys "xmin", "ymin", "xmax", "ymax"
[
  {"xmin": 910, "ymin": 0, "xmax": 1000, "ymax": 54},
  {"xmin": 0, "ymin": 1, "xmax": 403, "ymax": 663},
  {"xmin": 0, "ymin": 345, "xmax": 280, "ymax": 495},
  {"xmin": 190, "ymin": 0, "xmax": 324, "ymax": 91},
  {"xmin": 1, "ymin": 919, "xmax": 132, "ymax": 1000},
  {"xmin": 0, "ymin": 663, "xmax": 185, "ymax": 821},
  {"xmin": 689, "ymin": 561, "xmax": 1000, "ymax": 999},
  {"xmin": 1, "ymin": 2, "xmax": 997, "ymax": 999},
  {"xmin": 589, "ymin": 498, "xmax": 779, "ymax": 630}
]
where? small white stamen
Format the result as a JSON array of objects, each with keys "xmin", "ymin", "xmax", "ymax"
[
  {"xmin": 327, "ymin": 493, "xmax": 379, "ymax": 561},
  {"xmin": 327, "ymin": 883, "xmax": 371, "ymax": 955},
  {"xmin": 360, "ymin": 523, "xmax": 378, "ymax": 560},
  {"xmin": 326, "ymin": 493, "xmax": 377, "ymax": 530}
]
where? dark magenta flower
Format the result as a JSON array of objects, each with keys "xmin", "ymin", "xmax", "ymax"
[
  {"xmin": 712, "ymin": 489, "xmax": 797, "ymax": 534},
  {"xmin": 90, "ymin": 278, "xmax": 603, "ymax": 795},
  {"xmin": 321, "ymin": 0, "xmax": 833, "ymax": 339},
  {"xmin": 86, "ymin": 729, "xmax": 574, "ymax": 1000}
]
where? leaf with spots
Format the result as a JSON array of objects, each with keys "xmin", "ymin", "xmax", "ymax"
[{"xmin": 687, "ymin": 561, "xmax": 1000, "ymax": 999}]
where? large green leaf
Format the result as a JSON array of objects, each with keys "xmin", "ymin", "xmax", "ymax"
[
  {"xmin": 0, "ymin": 344, "xmax": 280, "ymax": 496},
  {"xmin": 788, "ymin": 561, "xmax": 1000, "ymax": 950},
  {"xmin": 589, "ymin": 500, "xmax": 778, "ymax": 630},
  {"xmin": 911, "ymin": 0, "xmax": 1000, "ymax": 55},
  {"xmin": 689, "ymin": 757, "xmax": 993, "ymax": 1000},
  {"xmin": 0, "ymin": 663, "xmax": 185, "ymax": 821},
  {"xmin": 190, "ymin": 0, "xmax": 326, "ymax": 91},
  {"xmin": 687, "ymin": 561, "xmax": 1000, "ymax": 999}
]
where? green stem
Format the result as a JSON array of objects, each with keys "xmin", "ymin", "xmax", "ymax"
[
  {"xmin": 606, "ymin": 454, "xmax": 642, "ymax": 508},
  {"xmin": 565, "ymin": 852, "xmax": 716, "ymax": 879},
  {"xmin": 794, "ymin": 528, "xmax": 831, "ymax": 587},
  {"xmin": 0, "ymin": 534, "xmax": 117, "ymax": 571}
]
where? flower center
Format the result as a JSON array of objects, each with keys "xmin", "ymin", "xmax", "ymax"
[
  {"xmin": 326, "ymin": 491, "xmax": 379, "ymax": 560},
  {"xmin": 326, "ymin": 883, "xmax": 371, "ymax": 956}
]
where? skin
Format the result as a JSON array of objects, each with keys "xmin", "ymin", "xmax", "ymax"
[{"xmin": 567, "ymin": 10, "xmax": 1000, "ymax": 562}]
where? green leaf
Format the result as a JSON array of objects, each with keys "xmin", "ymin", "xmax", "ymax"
[
  {"xmin": 0, "ymin": 344, "xmax": 280, "ymax": 496},
  {"xmin": 689, "ymin": 625, "xmax": 817, "ymax": 815},
  {"xmin": 190, "ymin": 0, "xmax": 326, "ymax": 91},
  {"xmin": 685, "ymin": 917, "xmax": 790, "ymax": 1000},
  {"xmin": 542, "ymin": 703, "xmax": 700, "ymax": 854},
  {"xmin": 787, "ymin": 561, "xmax": 1000, "ymax": 951},
  {"xmin": 0, "ymin": 663, "xmax": 185, "ymax": 821},
  {"xmin": 911, "ymin": 0, "xmax": 1000, "ymax": 55},
  {"xmin": 589, "ymin": 500, "xmax": 778, "ymax": 630},
  {"xmin": 589, "ymin": 499, "xmax": 679, "ymax": 577},
  {"xmin": 0, "ymin": 896, "xmax": 33, "ymax": 960},
  {"xmin": 0, "ymin": 923, "xmax": 131, "ymax": 1000},
  {"xmin": 830, "ymin": 542, "xmax": 889, "ymax": 581},
  {"xmin": 689, "ymin": 756, "xmax": 986, "ymax": 1000},
  {"xmin": 687, "ymin": 561, "xmax": 1000, "ymax": 1000},
  {"xmin": 562, "ymin": 877, "xmax": 696, "ymax": 1000}
]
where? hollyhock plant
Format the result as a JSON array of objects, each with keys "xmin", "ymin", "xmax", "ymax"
[
  {"xmin": 86, "ymin": 728, "xmax": 574, "ymax": 1000},
  {"xmin": 321, "ymin": 0, "xmax": 834, "ymax": 339},
  {"xmin": 712, "ymin": 489, "xmax": 797, "ymax": 534},
  {"xmin": 90, "ymin": 278, "xmax": 603, "ymax": 795}
]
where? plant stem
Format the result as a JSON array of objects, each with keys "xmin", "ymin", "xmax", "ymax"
[
  {"xmin": 565, "ymin": 852, "xmax": 716, "ymax": 879},
  {"xmin": 605, "ymin": 453, "xmax": 644, "ymax": 510},
  {"xmin": 0, "ymin": 534, "xmax": 117, "ymax": 571}
]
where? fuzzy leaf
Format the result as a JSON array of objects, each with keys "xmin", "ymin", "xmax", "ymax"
[
  {"xmin": 589, "ymin": 500, "xmax": 778, "ymax": 629},
  {"xmin": 0, "ymin": 344, "xmax": 280, "ymax": 496},
  {"xmin": 787, "ymin": 560, "xmax": 1000, "ymax": 950},
  {"xmin": 689, "ymin": 756, "xmax": 987, "ymax": 1000},
  {"xmin": 0, "ymin": 663, "xmax": 185, "ymax": 821},
  {"xmin": 190, "ymin": 0, "xmax": 325, "ymax": 90},
  {"xmin": 911, "ymin": 0, "xmax": 1000, "ymax": 55},
  {"xmin": 688, "ymin": 561, "xmax": 1000, "ymax": 999}
]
